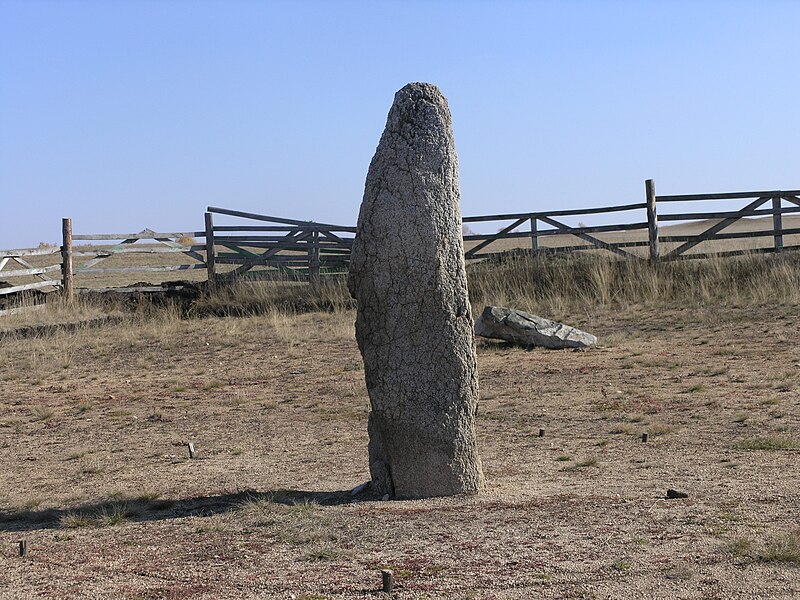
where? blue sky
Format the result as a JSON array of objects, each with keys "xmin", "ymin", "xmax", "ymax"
[{"xmin": 1, "ymin": 0, "xmax": 798, "ymax": 247}]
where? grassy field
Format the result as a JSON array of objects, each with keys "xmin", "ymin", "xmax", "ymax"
[{"xmin": 1, "ymin": 251, "xmax": 799, "ymax": 598}]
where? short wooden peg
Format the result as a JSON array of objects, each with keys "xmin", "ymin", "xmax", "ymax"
[
  {"xmin": 381, "ymin": 569, "xmax": 393, "ymax": 593},
  {"xmin": 19, "ymin": 540, "xmax": 27, "ymax": 557},
  {"xmin": 641, "ymin": 433, "xmax": 649, "ymax": 443},
  {"xmin": 188, "ymin": 442, "xmax": 196, "ymax": 458}
]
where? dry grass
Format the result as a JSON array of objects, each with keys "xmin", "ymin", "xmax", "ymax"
[
  {"xmin": 1, "ymin": 251, "xmax": 800, "ymax": 598},
  {"xmin": 467, "ymin": 251, "xmax": 800, "ymax": 316}
]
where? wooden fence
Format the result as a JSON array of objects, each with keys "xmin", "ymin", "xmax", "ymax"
[
  {"xmin": 0, "ymin": 243, "xmax": 64, "ymax": 314},
  {"xmin": 2, "ymin": 180, "xmax": 800, "ymax": 313},
  {"xmin": 204, "ymin": 206, "xmax": 355, "ymax": 283}
]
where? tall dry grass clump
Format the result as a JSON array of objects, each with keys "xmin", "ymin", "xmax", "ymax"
[
  {"xmin": 194, "ymin": 276, "xmax": 355, "ymax": 318},
  {"xmin": 467, "ymin": 251, "xmax": 800, "ymax": 315}
]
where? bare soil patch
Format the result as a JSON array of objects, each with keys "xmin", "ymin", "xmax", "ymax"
[{"xmin": 1, "ymin": 305, "xmax": 798, "ymax": 598}]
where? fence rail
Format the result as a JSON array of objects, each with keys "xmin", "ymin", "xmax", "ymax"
[
  {"xmin": 2, "ymin": 179, "xmax": 800, "ymax": 314},
  {"xmin": 0, "ymin": 245, "xmax": 63, "ymax": 297}
]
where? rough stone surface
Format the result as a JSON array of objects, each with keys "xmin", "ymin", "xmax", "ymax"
[
  {"xmin": 347, "ymin": 82, "xmax": 484, "ymax": 499},
  {"xmin": 475, "ymin": 306, "xmax": 598, "ymax": 349}
]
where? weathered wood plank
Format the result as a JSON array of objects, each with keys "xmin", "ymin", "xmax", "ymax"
[
  {"xmin": 773, "ymin": 196, "xmax": 783, "ymax": 251},
  {"xmin": 665, "ymin": 196, "xmax": 770, "ymax": 258},
  {"xmin": 657, "ymin": 190, "xmax": 800, "ymax": 202},
  {"xmin": 73, "ymin": 231, "xmax": 204, "ymax": 241},
  {"xmin": 218, "ymin": 231, "xmax": 314, "ymax": 279},
  {"xmin": 0, "ymin": 258, "xmax": 8, "ymax": 271},
  {"xmin": 205, "ymin": 212, "xmax": 216, "ymax": 282},
  {"xmin": 663, "ymin": 244, "xmax": 800, "ymax": 261},
  {"xmin": 646, "ymin": 179, "xmax": 659, "ymax": 263},
  {"xmin": 465, "ymin": 218, "xmax": 528, "ymax": 258},
  {"xmin": 538, "ymin": 216, "xmax": 635, "ymax": 258},
  {"xmin": 0, "ymin": 280, "xmax": 60, "ymax": 295},
  {"xmin": 658, "ymin": 205, "xmax": 800, "ymax": 221},
  {"xmin": 462, "ymin": 202, "xmax": 647, "ymax": 223},
  {"xmin": 13, "ymin": 256, "xmax": 56, "ymax": 282},
  {"xmin": 0, "ymin": 264, "xmax": 62, "ymax": 278},
  {"xmin": 154, "ymin": 238, "xmax": 207, "ymax": 264},
  {"xmin": 530, "ymin": 218, "xmax": 538, "ymax": 253},
  {"xmin": 207, "ymin": 206, "xmax": 355, "ymax": 231},
  {"xmin": 62, "ymin": 218, "xmax": 74, "ymax": 300},
  {"xmin": 212, "ymin": 225, "xmax": 304, "ymax": 232},
  {"xmin": 0, "ymin": 247, "xmax": 61, "ymax": 258},
  {"xmin": 782, "ymin": 195, "xmax": 800, "ymax": 208},
  {"xmin": 660, "ymin": 226, "xmax": 800, "ymax": 243},
  {"xmin": 215, "ymin": 257, "xmax": 313, "ymax": 266},
  {"xmin": 76, "ymin": 285, "xmax": 189, "ymax": 293},
  {"xmin": 72, "ymin": 246, "xmax": 206, "ymax": 256},
  {"xmin": 76, "ymin": 264, "xmax": 207, "ymax": 274}
]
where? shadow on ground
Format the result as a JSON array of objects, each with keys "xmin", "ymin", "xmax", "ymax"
[{"xmin": 0, "ymin": 486, "xmax": 375, "ymax": 533}]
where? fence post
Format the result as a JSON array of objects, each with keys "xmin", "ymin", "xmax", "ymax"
[
  {"xmin": 61, "ymin": 218, "xmax": 74, "ymax": 301},
  {"xmin": 308, "ymin": 230, "xmax": 320, "ymax": 284},
  {"xmin": 530, "ymin": 217, "xmax": 539, "ymax": 254},
  {"xmin": 772, "ymin": 195, "xmax": 783, "ymax": 252},
  {"xmin": 204, "ymin": 212, "xmax": 216, "ymax": 282},
  {"xmin": 645, "ymin": 179, "xmax": 659, "ymax": 264}
]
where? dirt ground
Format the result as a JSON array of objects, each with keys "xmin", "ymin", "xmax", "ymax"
[{"xmin": 1, "ymin": 303, "xmax": 798, "ymax": 599}]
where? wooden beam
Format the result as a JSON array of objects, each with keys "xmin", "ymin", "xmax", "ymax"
[
  {"xmin": 205, "ymin": 212, "xmax": 216, "ymax": 282},
  {"xmin": 538, "ymin": 216, "xmax": 635, "ymax": 258},
  {"xmin": 773, "ymin": 195, "xmax": 783, "ymax": 251},
  {"xmin": 76, "ymin": 285, "xmax": 189, "ymax": 293},
  {"xmin": 207, "ymin": 206, "xmax": 354, "ymax": 231},
  {"xmin": 660, "ymin": 227, "xmax": 800, "ymax": 243},
  {"xmin": 218, "ymin": 230, "xmax": 313, "ymax": 279},
  {"xmin": 462, "ymin": 201, "xmax": 647, "ymax": 223},
  {"xmin": 658, "ymin": 205, "xmax": 800, "ymax": 221},
  {"xmin": 211, "ymin": 225, "xmax": 307, "ymax": 232},
  {"xmin": 72, "ymin": 246, "xmax": 207, "ymax": 256},
  {"xmin": 646, "ymin": 179, "xmax": 659, "ymax": 264},
  {"xmin": 72, "ymin": 231, "xmax": 204, "ymax": 241},
  {"xmin": 782, "ymin": 195, "xmax": 800, "ymax": 208},
  {"xmin": 6, "ymin": 256, "xmax": 55, "ymax": 282},
  {"xmin": 0, "ymin": 265, "xmax": 62, "ymax": 278},
  {"xmin": 665, "ymin": 196, "xmax": 770, "ymax": 258},
  {"xmin": 657, "ymin": 190, "xmax": 800, "ymax": 202},
  {"xmin": 77, "ymin": 264, "xmax": 206, "ymax": 274},
  {"xmin": 154, "ymin": 238, "xmax": 206, "ymax": 264},
  {"xmin": 0, "ymin": 280, "xmax": 60, "ymax": 295},
  {"xmin": 0, "ymin": 247, "xmax": 61, "ymax": 258},
  {"xmin": 663, "ymin": 244, "xmax": 800, "ymax": 261},
  {"xmin": 465, "ymin": 218, "xmax": 527, "ymax": 258},
  {"xmin": 62, "ymin": 218, "xmax": 74, "ymax": 301}
]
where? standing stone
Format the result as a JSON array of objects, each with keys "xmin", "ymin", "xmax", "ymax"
[{"xmin": 348, "ymin": 83, "xmax": 484, "ymax": 499}]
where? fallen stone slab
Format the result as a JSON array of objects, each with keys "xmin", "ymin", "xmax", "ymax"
[{"xmin": 474, "ymin": 306, "xmax": 597, "ymax": 349}]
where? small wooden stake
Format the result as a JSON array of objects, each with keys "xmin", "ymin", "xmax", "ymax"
[
  {"xmin": 538, "ymin": 428, "xmax": 545, "ymax": 438},
  {"xmin": 19, "ymin": 540, "xmax": 27, "ymax": 557},
  {"xmin": 381, "ymin": 569, "xmax": 393, "ymax": 592},
  {"xmin": 188, "ymin": 442, "xmax": 196, "ymax": 458},
  {"xmin": 641, "ymin": 433, "xmax": 649, "ymax": 443}
]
